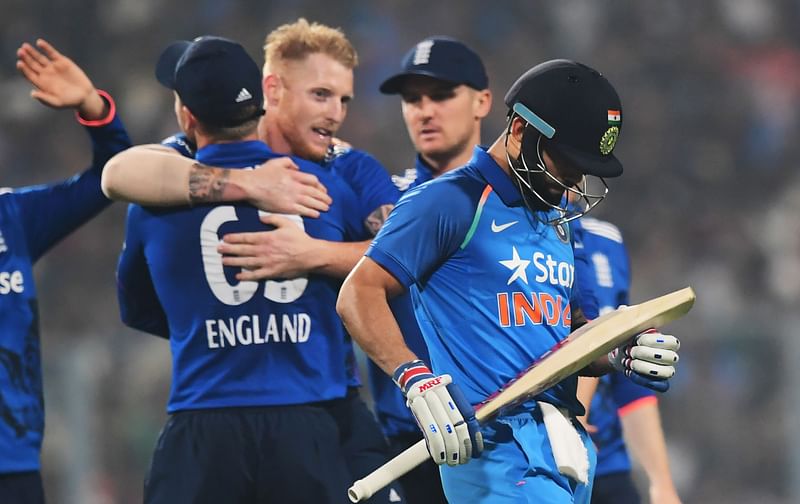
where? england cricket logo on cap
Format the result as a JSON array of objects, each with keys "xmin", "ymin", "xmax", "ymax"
[{"xmin": 413, "ymin": 40, "xmax": 434, "ymax": 65}]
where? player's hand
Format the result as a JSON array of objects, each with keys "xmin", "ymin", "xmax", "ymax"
[
  {"xmin": 393, "ymin": 360, "xmax": 483, "ymax": 466},
  {"xmin": 16, "ymin": 39, "xmax": 106, "ymax": 119},
  {"xmin": 243, "ymin": 157, "xmax": 332, "ymax": 217},
  {"xmin": 219, "ymin": 214, "xmax": 318, "ymax": 280},
  {"xmin": 609, "ymin": 329, "xmax": 680, "ymax": 392}
]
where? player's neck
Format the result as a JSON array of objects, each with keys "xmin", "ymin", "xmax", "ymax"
[
  {"xmin": 487, "ymin": 134, "xmax": 512, "ymax": 177},
  {"xmin": 423, "ymin": 148, "xmax": 474, "ymax": 178},
  {"xmin": 195, "ymin": 132, "xmax": 258, "ymax": 150},
  {"xmin": 259, "ymin": 119, "xmax": 293, "ymax": 156}
]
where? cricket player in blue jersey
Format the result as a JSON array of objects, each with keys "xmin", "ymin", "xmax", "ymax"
[
  {"xmin": 103, "ymin": 20, "xmax": 405, "ymax": 504},
  {"xmin": 1, "ymin": 40, "xmax": 131, "ymax": 504},
  {"xmin": 114, "ymin": 34, "xmax": 399, "ymax": 503},
  {"xmin": 369, "ymin": 36, "xmax": 493, "ymax": 504},
  {"xmin": 338, "ymin": 60, "xmax": 682, "ymax": 503},
  {"xmin": 573, "ymin": 216, "xmax": 681, "ymax": 504}
]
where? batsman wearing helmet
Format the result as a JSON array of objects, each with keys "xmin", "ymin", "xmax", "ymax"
[{"xmin": 337, "ymin": 60, "xmax": 681, "ymax": 503}]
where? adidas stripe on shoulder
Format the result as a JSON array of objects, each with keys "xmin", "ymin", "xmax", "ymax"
[{"xmin": 581, "ymin": 217, "xmax": 624, "ymax": 243}]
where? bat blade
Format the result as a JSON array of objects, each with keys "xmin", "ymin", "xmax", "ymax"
[
  {"xmin": 476, "ymin": 286, "xmax": 695, "ymax": 420},
  {"xmin": 347, "ymin": 286, "xmax": 695, "ymax": 502}
]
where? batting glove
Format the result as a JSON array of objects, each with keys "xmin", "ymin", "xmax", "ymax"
[
  {"xmin": 393, "ymin": 360, "xmax": 483, "ymax": 466},
  {"xmin": 609, "ymin": 329, "xmax": 680, "ymax": 392}
]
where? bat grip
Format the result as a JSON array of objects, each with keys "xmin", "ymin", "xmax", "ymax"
[{"xmin": 347, "ymin": 439, "xmax": 429, "ymax": 502}]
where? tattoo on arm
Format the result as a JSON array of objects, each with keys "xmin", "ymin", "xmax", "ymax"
[
  {"xmin": 365, "ymin": 204, "xmax": 394, "ymax": 236},
  {"xmin": 189, "ymin": 164, "xmax": 229, "ymax": 204}
]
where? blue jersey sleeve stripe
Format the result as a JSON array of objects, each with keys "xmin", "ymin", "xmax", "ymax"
[
  {"xmin": 460, "ymin": 185, "xmax": 493, "ymax": 250},
  {"xmin": 366, "ymin": 247, "xmax": 416, "ymax": 288}
]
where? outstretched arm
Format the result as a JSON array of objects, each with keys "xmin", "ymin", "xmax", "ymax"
[
  {"xmin": 102, "ymin": 147, "xmax": 332, "ymax": 217},
  {"xmin": 14, "ymin": 38, "xmax": 131, "ymax": 260}
]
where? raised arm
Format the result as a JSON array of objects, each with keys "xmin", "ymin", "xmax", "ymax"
[
  {"xmin": 102, "ymin": 147, "xmax": 332, "ymax": 217},
  {"xmin": 14, "ymin": 38, "xmax": 132, "ymax": 260},
  {"xmin": 17, "ymin": 38, "xmax": 106, "ymax": 119}
]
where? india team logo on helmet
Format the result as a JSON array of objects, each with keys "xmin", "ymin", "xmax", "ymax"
[{"xmin": 503, "ymin": 59, "xmax": 624, "ymax": 178}]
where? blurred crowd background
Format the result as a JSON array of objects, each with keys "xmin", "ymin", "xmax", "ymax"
[{"xmin": 1, "ymin": 0, "xmax": 799, "ymax": 502}]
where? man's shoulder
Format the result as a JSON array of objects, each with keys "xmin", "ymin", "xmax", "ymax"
[
  {"xmin": 326, "ymin": 145, "xmax": 387, "ymax": 173},
  {"xmin": 579, "ymin": 216, "xmax": 624, "ymax": 244},
  {"xmin": 397, "ymin": 166, "xmax": 486, "ymax": 216}
]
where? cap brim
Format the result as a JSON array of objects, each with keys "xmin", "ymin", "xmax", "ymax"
[
  {"xmin": 155, "ymin": 41, "xmax": 191, "ymax": 89},
  {"xmin": 379, "ymin": 71, "xmax": 460, "ymax": 94},
  {"xmin": 554, "ymin": 142, "xmax": 623, "ymax": 178}
]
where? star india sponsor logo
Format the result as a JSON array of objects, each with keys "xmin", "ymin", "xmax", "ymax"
[{"xmin": 495, "ymin": 246, "xmax": 573, "ymax": 329}]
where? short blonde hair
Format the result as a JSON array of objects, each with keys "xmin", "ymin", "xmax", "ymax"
[{"xmin": 264, "ymin": 18, "xmax": 358, "ymax": 74}]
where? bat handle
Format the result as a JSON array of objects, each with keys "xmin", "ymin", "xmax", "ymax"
[{"xmin": 348, "ymin": 439, "xmax": 429, "ymax": 502}]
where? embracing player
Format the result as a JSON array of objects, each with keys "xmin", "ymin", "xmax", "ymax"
[
  {"xmin": 103, "ymin": 20, "xmax": 405, "ymax": 503},
  {"xmin": 116, "ymin": 36, "xmax": 372, "ymax": 502}
]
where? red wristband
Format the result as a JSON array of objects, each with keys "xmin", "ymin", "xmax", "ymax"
[{"xmin": 75, "ymin": 89, "xmax": 116, "ymax": 127}]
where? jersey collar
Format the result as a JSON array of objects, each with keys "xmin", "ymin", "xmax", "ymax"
[
  {"xmin": 196, "ymin": 140, "xmax": 272, "ymax": 166},
  {"xmin": 412, "ymin": 154, "xmax": 435, "ymax": 187},
  {"xmin": 471, "ymin": 146, "xmax": 524, "ymax": 207}
]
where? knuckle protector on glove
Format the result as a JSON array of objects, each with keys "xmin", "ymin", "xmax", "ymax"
[
  {"xmin": 629, "ymin": 359, "xmax": 676, "ymax": 379},
  {"xmin": 629, "ymin": 346, "xmax": 679, "ymax": 365},
  {"xmin": 636, "ymin": 331, "xmax": 680, "ymax": 351}
]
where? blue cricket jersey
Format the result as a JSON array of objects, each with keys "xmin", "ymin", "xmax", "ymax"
[
  {"xmin": 368, "ymin": 147, "xmax": 583, "ymax": 414},
  {"xmin": 0, "ymin": 109, "xmax": 131, "ymax": 472},
  {"xmin": 368, "ymin": 155, "xmax": 435, "ymax": 437},
  {"xmin": 324, "ymin": 144, "xmax": 400, "ymax": 388},
  {"xmin": 117, "ymin": 141, "xmax": 366, "ymax": 412},
  {"xmin": 572, "ymin": 216, "xmax": 655, "ymax": 476}
]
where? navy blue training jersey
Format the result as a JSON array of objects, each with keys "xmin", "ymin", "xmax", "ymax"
[
  {"xmin": 573, "ymin": 216, "xmax": 655, "ymax": 476},
  {"xmin": 324, "ymin": 144, "xmax": 400, "ymax": 388},
  {"xmin": 117, "ymin": 141, "xmax": 365, "ymax": 412},
  {"xmin": 0, "ymin": 110, "xmax": 131, "ymax": 472},
  {"xmin": 368, "ymin": 147, "xmax": 583, "ymax": 414}
]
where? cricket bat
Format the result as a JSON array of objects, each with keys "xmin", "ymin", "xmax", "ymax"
[{"xmin": 348, "ymin": 286, "xmax": 695, "ymax": 502}]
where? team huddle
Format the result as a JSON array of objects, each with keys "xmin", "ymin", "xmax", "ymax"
[{"xmin": 2, "ymin": 18, "xmax": 683, "ymax": 504}]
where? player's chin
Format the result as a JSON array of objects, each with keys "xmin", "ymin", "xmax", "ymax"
[{"xmin": 300, "ymin": 140, "xmax": 330, "ymax": 163}]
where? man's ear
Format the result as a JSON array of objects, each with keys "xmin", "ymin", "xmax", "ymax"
[
  {"xmin": 182, "ymin": 105, "xmax": 201, "ymax": 137},
  {"xmin": 474, "ymin": 89, "xmax": 493, "ymax": 120},
  {"xmin": 506, "ymin": 115, "xmax": 527, "ymax": 157},
  {"xmin": 263, "ymin": 73, "xmax": 282, "ymax": 107}
]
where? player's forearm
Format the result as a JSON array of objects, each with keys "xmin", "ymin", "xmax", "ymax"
[
  {"xmin": 337, "ymin": 267, "xmax": 416, "ymax": 375},
  {"xmin": 306, "ymin": 240, "xmax": 371, "ymax": 278},
  {"xmin": 621, "ymin": 402, "xmax": 680, "ymax": 496},
  {"xmin": 575, "ymin": 376, "xmax": 599, "ymax": 416},
  {"xmin": 580, "ymin": 354, "xmax": 613, "ymax": 376},
  {"xmin": 102, "ymin": 145, "xmax": 195, "ymax": 204}
]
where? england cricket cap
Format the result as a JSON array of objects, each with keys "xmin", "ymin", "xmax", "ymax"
[
  {"xmin": 155, "ymin": 36, "xmax": 264, "ymax": 127},
  {"xmin": 379, "ymin": 36, "xmax": 488, "ymax": 94},
  {"xmin": 504, "ymin": 59, "xmax": 623, "ymax": 178}
]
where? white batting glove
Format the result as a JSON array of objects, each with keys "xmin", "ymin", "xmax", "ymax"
[
  {"xmin": 393, "ymin": 360, "xmax": 483, "ymax": 466},
  {"xmin": 609, "ymin": 329, "xmax": 680, "ymax": 392}
]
